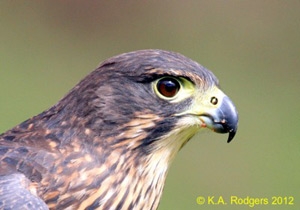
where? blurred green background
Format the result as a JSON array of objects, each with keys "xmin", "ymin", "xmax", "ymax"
[{"xmin": 0, "ymin": 1, "xmax": 299, "ymax": 209}]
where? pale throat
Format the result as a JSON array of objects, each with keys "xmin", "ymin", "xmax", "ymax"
[{"xmin": 138, "ymin": 123, "xmax": 200, "ymax": 208}]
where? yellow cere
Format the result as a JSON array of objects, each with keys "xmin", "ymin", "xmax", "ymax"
[{"xmin": 175, "ymin": 85, "xmax": 226, "ymax": 117}]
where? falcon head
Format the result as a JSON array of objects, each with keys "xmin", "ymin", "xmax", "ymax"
[
  {"xmin": 0, "ymin": 49, "xmax": 238, "ymax": 209},
  {"xmin": 61, "ymin": 49, "xmax": 238, "ymax": 149}
]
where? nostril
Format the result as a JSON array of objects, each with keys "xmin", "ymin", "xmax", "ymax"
[{"xmin": 210, "ymin": 97, "xmax": 218, "ymax": 105}]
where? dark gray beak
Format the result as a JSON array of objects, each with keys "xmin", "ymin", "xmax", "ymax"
[{"xmin": 200, "ymin": 96, "xmax": 238, "ymax": 143}]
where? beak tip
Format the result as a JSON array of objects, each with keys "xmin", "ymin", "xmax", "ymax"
[{"xmin": 227, "ymin": 129, "xmax": 236, "ymax": 143}]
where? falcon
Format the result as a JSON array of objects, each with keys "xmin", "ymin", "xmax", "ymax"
[{"xmin": 0, "ymin": 49, "xmax": 238, "ymax": 209}]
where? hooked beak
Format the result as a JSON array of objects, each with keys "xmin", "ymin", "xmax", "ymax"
[{"xmin": 199, "ymin": 95, "xmax": 238, "ymax": 143}]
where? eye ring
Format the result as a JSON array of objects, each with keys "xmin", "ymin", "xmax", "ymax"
[
  {"xmin": 210, "ymin": 96, "xmax": 218, "ymax": 105},
  {"xmin": 156, "ymin": 77, "xmax": 180, "ymax": 98}
]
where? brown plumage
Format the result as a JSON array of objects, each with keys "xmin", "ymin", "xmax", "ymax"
[{"xmin": 0, "ymin": 49, "xmax": 238, "ymax": 209}]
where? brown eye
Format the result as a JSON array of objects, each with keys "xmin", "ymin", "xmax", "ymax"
[
  {"xmin": 157, "ymin": 77, "xmax": 180, "ymax": 98},
  {"xmin": 210, "ymin": 96, "xmax": 218, "ymax": 105}
]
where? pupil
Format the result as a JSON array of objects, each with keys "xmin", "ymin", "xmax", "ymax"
[
  {"xmin": 157, "ymin": 78, "xmax": 180, "ymax": 98},
  {"xmin": 165, "ymin": 81, "xmax": 176, "ymax": 92}
]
